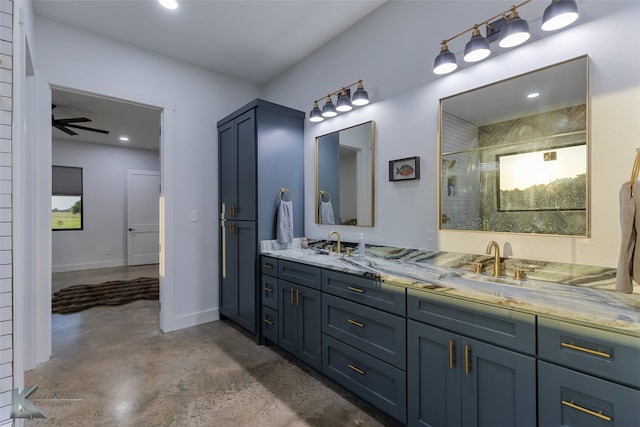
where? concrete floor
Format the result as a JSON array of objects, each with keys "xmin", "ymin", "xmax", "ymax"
[{"xmin": 26, "ymin": 267, "xmax": 399, "ymax": 426}]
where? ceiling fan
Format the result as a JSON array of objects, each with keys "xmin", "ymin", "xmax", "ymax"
[{"xmin": 51, "ymin": 104, "xmax": 109, "ymax": 136}]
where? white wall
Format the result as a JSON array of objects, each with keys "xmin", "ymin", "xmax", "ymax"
[
  {"xmin": 52, "ymin": 139, "xmax": 160, "ymax": 272},
  {"xmin": 263, "ymin": 1, "xmax": 640, "ymax": 268},
  {"xmin": 32, "ymin": 15, "xmax": 260, "ymax": 338}
]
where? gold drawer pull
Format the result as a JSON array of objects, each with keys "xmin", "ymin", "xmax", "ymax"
[
  {"xmin": 562, "ymin": 400, "xmax": 611, "ymax": 422},
  {"xmin": 348, "ymin": 364, "xmax": 365, "ymax": 375},
  {"xmin": 561, "ymin": 342, "xmax": 611, "ymax": 358},
  {"xmin": 347, "ymin": 286, "xmax": 365, "ymax": 293},
  {"xmin": 263, "ymin": 287, "xmax": 273, "ymax": 293},
  {"xmin": 464, "ymin": 345, "xmax": 471, "ymax": 375},
  {"xmin": 348, "ymin": 319, "xmax": 365, "ymax": 328},
  {"xmin": 264, "ymin": 263, "xmax": 273, "ymax": 270},
  {"xmin": 449, "ymin": 340, "xmax": 456, "ymax": 369},
  {"xmin": 263, "ymin": 318, "xmax": 273, "ymax": 325}
]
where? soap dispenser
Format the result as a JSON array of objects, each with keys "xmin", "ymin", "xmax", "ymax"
[{"xmin": 358, "ymin": 233, "xmax": 365, "ymax": 260}]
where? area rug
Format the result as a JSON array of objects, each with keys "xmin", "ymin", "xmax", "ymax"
[{"xmin": 52, "ymin": 277, "xmax": 159, "ymax": 314}]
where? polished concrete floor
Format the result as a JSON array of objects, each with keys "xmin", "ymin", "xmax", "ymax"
[{"xmin": 27, "ymin": 267, "xmax": 399, "ymax": 426}]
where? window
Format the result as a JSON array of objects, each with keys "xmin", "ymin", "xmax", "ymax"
[{"xmin": 52, "ymin": 165, "xmax": 83, "ymax": 230}]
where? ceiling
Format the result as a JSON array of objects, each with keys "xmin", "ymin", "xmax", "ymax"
[{"xmin": 38, "ymin": 0, "xmax": 387, "ymax": 151}]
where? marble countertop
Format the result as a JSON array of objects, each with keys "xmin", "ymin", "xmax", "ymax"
[{"xmin": 261, "ymin": 243, "xmax": 640, "ymax": 336}]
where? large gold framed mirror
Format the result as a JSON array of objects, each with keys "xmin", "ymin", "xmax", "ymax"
[
  {"xmin": 315, "ymin": 121, "xmax": 375, "ymax": 226},
  {"xmin": 439, "ymin": 56, "xmax": 589, "ymax": 236}
]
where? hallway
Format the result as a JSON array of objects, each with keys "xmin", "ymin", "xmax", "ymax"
[{"xmin": 26, "ymin": 278, "xmax": 398, "ymax": 426}]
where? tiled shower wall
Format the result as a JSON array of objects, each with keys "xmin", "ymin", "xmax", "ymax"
[{"xmin": 0, "ymin": 0, "xmax": 11, "ymax": 424}]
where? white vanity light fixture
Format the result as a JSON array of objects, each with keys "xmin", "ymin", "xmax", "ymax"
[
  {"xmin": 432, "ymin": 0, "xmax": 579, "ymax": 75},
  {"xmin": 309, "ymin": 80, "xmax": 370, "ymax": 122},
  {"xmin": 159, "ymin": 0, "xmax": 178, "ymax": 10}
]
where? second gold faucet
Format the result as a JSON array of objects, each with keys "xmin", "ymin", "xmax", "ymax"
[
  {"xmin": 485, "ymin": 240, "xmax": 501, "ymax": 277},
  {"xmin": 328, "ymin": 230, "xmax": 341, "ymax": 254}
]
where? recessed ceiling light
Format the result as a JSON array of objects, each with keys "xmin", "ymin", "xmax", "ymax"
[
  {"xmin": 159, "ymin": 0, "xmax": 178, "ymax": 10},
  {"xmin": 119, "ymin": 136, "xmax": 130, "ymax": 142},
  {"xmin": 527, "ymin": 92, "xmax": 540, "ymax": 99}
]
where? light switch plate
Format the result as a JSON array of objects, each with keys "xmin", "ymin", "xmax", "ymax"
[{"xmin": 190, "ymin": 210, "xmax": 198, "ymax": 222}]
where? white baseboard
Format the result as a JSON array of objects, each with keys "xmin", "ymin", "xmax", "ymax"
[
  {"xmin": 161, "ymin": 307, "xmax": 220, "ymax": 333},
  {"xmin": 51, "ymin": 259, "xmax": 127, "ymax": 273}
]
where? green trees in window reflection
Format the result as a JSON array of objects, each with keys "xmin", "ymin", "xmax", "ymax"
[{"xmin": 499, "ymin": 173, "xmax": 586, "ymax": 211}]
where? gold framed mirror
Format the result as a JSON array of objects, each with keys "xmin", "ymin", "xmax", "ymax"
[
  {"xmin": 439, "ymin": 56, "xmax": 589, "ymax": 236},
  {"xmin": 315, "ymin": 121, "xmax": 375, "ymax": 226}
]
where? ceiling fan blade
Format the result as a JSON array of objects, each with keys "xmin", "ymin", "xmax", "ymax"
[
  {"xmin": 53, "ymin": 124, "xmax": 78, "ymax": 136},
  {"xmin": 54, "ymin": 117, "xmax": 92, "ymax": 124},
  {"xmin": 65, "ymin": 124, "xmax": 110, "ymax": 134}
]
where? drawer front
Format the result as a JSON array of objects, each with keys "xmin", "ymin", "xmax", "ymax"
[
  {"xmin": 407, "ymin": 288, "xmax": 536, "ymax": 354},
  {"xmin": 261, "ymin": 275, "xmax": 278, "ymax": 310},
  {"xmin": 322, "ymin": 335, "xmax": 407, "ymax": 424},
  {"xmin": 538, "ymin": 317, "xmax": 640, "ymax": 388},
  {"xmin": 262, "ymin": 306, "xmax": 278, "ymax": 344},
  {"xmin": 261, "ymin": 256, "xmax": 279, "ymax": 277},
  {"xmin": 279, "ymin": 260, "xmax": 321, "ymax": 290},
  {"xmin": 538, "ymin": 361, "xmax": 640, "ymax": 427},
  {"xmin": 322, "ymin": 270, "xmax": 406, "ymax": 316},
  {"xmin": 322, "ymin": 293, "xmax": 406, "ymax": 369}
]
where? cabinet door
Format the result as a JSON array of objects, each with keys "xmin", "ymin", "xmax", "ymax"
[
  {"xmin": 539, "ymin": 361, "xmax": 640, "ymax": 427},
  {"xmin": 234, "ymin": 110, "xmax": 256, "ymax": 220},
  {"xmin": 298, "ymin": 285, "xmax": 321, "ymax": 371},
  {"xmin": 218, "ymin": 120, "xmax": 236, "ymax": 220},
  {"xmin": 407, "ymin": 320, "xmax": 461, "ymax": 427},
  {"xmin": 219, "ymin": 219, "xmax": 238, "ymax": 321},
  {"xmin": 278, "ymin": 280, "xmax": 298, "ymax": 357},
  {"xmin": 218, "ymin": 110, "xmax": 256, "ymax": 221},
  {"xmin": 235, "ymin": 221, "xmax": 256, "ymax": 333},
  {"xmin": 461, "ymin": 338, "xmax": 536, "ymax": 427}
]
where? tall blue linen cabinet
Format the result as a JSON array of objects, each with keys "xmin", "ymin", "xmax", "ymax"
[{"xmin": 217, "ymin": 99, "xmax": 305, "ymax": 337}]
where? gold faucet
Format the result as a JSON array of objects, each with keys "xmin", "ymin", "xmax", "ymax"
[
  {"xmin": 327, "ymin": 230, "xmax": 341, "ymax": 254},
  {"xmin": 485, "ymin": 240, "xmax": 501, "ymax": 277}
]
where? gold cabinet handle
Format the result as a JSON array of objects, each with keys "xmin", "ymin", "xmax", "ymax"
[
  {"xmin": 220, "ymin": 203, "xmax": 226, "ymax": 279},
  {"xmin": 449, "ymin": 340, "xmax": 456, "ymax": 369},
  {"xmin": 263, "ymin": 318, "xmax": 273, "ymax": 325},
  {"xmin": 348, "ymin": 364, "xmax": 365, "ymax": 375},
  {"xmin": 230, "ymin": 205, "xmax": 236, "ymax": 218},
  {"xmin": 263, "ymin": 287, "xmax": 273, "ymax": 293},
  {"xmin": 264, "ymin": 263, "xmax": 274, "ymax": 270},
  {"xmin": 561, "ymin": 342, "xmax": 611, "ymax": 358},
  {"xmin": 347, "ymin": 286, "xmax": 365, "ymax": 293},
  {"xmin": 348, "ymin": 319, "xmax": 365, "ymax": 328},
  {"xmin": 230, "ymin": 222, "xmax": 236, "ymax": 236},
  {"xmin": 464, "ymin": 345, "xmax": 471, "ymax": 375},
  {"xmin": 290, "ymin": 288, "xmax": 294, "ymax": 304},
  {"xmin": 296, "ymin": 288, "xmax": 300, "ymax": 305},
  {"xmin": 561, "ymin": 400, "xmax": 611, "ymax": 422}
]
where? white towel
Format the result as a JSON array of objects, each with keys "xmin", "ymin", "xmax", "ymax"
[
  {"xmin": 320, "ymin": 201, "xmax": 335, "ymax": 225},
  {"xmin": 277, "ymin": 200, "xmax": 294, "ymax": 244},
  {"xmin": 616, "ymin": 181, "xmax": 639, "ymax": 293}
]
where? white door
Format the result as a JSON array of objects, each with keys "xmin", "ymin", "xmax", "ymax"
[{"xmin": 127, "ymin": 169, "xmax": 160, "ymax": 266}]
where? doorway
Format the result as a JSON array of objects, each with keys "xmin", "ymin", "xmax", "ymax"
[{"xmin": 50, "ymin": 88, "xmax": 162, "ymax": 317}]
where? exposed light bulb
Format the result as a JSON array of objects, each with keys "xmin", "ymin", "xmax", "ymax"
[{"xmin": 159, "ymin": 0, "xmax": 178, "ymax": 10}]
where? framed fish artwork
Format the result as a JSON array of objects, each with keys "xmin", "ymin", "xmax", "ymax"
[{"xmin": 389, "ymin": 156, "xmax": 420, "ymax": 181}]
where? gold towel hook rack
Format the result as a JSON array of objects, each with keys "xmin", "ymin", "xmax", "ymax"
[
  {"xmin": 319, "ymin": 190, "xmax": 332, "ymax": 203},
  {"xmin": 279, "ymin": 187, "xmax": 293, "ymax": 201}
]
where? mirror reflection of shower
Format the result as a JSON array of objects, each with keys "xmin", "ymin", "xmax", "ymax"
[{"xmin": 443, "ymin": 159, "xmax": 456, "ymax": 169}]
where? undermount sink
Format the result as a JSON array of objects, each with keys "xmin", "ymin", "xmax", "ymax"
[{"xmin": 435, "ymin": 272, "xmax": 541, "ymax": 298}]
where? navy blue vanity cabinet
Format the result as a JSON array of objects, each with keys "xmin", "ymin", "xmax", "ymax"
[
  {"xmin": 537, "ymin": 317, "xmax": 640, "ymax": 426},
  {"xmin": 321, "ymin": 270, "xmax": 407, "ymax": 424},
  {"xmin": 407, "ymin": 289, "xmax": 536, "ymax": 427},
  {"xmin": 218, "ymin": 100, "xmax": 304, "ymax": 337},
  {"xmin": 275, "ymin": 261, "xmax": 322, "ymax": 371}
]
